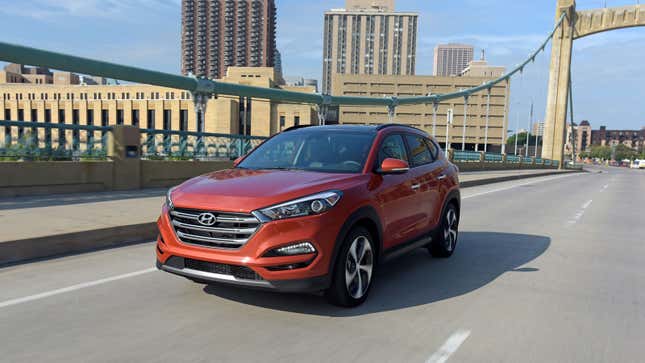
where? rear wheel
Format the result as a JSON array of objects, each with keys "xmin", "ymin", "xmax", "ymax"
[
  {"xmin": 325, "ymin": 226, "xmax": 375, "ymax": 307},
  {"xmin": 429, "ymin": 203, "xmax": 459, "ymax": 258}
]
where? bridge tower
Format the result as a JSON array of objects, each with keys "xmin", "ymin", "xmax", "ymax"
[
  {"xmin": 544, "ymin": 1, "xmax": 645, "ymax": 166},
  {"xmin": 542, "ymin": 0, "xmax": 576, "ymax": 165}
]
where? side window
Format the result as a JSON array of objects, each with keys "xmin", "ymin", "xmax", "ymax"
[
  {"xmin": 424, "ymin": 138, "xmax": 439, "ymax": 160},
  {"xmin": 378, "ymin": 134, "xmax": 408, "ymax": 165},
  {"xmin": 405, "ymin": 134, "xmax": 434, "ymax": 167}
]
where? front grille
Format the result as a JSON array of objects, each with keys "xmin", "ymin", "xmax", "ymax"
[
  {"xmin": 185, "ymin": 258, "xmax": 263, "ymax": 281},
  {"xmin": 169, "ymin": 208, "xmax": 261, "ymax": 249}
]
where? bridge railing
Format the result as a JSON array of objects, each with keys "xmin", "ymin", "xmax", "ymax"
[
  {"xmin": 0, "ymin": 120, "xmax": 111, "ymax": 160},
  {"xmin": 140, "ymin": 129, "xmax": 266, "ymax": 160}
]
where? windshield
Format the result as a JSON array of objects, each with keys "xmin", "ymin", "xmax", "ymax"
[{"xmin": 238, "ymin": 130, "xmax": 375, "ymax": 173}]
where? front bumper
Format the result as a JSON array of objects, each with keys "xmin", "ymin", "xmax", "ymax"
[
  {"xmin": 156, "ymin": 258, "xmax": 329, "ymax": 292},
  {"xmin": 156, "ymin": 203, "xmax": 344, "ymax": 292}
]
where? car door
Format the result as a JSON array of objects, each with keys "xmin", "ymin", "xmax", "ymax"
[
  {"xmin": 372, "ymin": 133, "xmax": 420, "ymax": 250},
  {"xmin": 403, "ymin": 134, "xmax": 444, "ymax": 235}
]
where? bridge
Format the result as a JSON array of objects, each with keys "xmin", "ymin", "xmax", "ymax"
[{"xmin": 1, "ymin": 1, "xmax": 645, "ymax": 362}]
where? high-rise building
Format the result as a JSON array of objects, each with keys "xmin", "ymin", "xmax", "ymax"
[
  {"xmin": 181, "ymin": 0, "xmax": 277, "ymax": 79},
  {"xmin": 433, "ymin": 44, "xmax": 474, "ymax": 77},
  {"xmin": 322, "ymin": 0, "xmax": 418, "ymax": 94}
]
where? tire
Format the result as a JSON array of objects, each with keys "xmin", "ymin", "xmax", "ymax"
[
  {"xmin": 325, "ymin": 226, "xmax": 376, "ymax": 307},
  {"xmin": 429, "ymin": 203, "xmax": 459, "ymax": 258}
]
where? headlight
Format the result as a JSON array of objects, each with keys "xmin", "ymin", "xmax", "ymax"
[
  {"xmin": 166, "ymin": 187, "xmax": 176, "ymax": 209},
  {"xmin": 253, "ymin": 191, "xmax": 342, "ymax": 221}
]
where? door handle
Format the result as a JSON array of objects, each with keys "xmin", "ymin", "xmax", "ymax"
[
  {"xmin": 411, "ymin": 184, "xmax": 421, "ymax": 190},
  {"xmin": 437, "ymin": 174, "xmax": 447, "ymax": 180}
]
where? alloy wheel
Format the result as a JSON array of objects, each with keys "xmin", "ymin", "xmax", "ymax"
[
  {"xmin": 345, "ymin": 235, "xmax": 374, "ymax": 299},
  {"xmin": 443, "ymin": 208, "xmax": 458, "ymax": 252}
]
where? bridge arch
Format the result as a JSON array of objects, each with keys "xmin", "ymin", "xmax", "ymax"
[{"xmin": 542, "ymin": 2, "xmax": 645, "ymax": 165}]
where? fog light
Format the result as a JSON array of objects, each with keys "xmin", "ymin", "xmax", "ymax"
[{"xmin": 264, "ymin": 242, "xmax": 316, "ymax": 257}]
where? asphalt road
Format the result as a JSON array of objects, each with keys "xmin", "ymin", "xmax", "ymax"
[{"xmin": 1, "ymin": 166, "xmax": 644, "ymax": 363}]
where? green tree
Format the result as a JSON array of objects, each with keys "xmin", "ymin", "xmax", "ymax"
[
  {"xmin": 613, "ymin": 144, "xmax": 639, "ymax": 161},
  {"xmin": 588, "ymin": 145, "xmax": 612, "ymax": 160}
]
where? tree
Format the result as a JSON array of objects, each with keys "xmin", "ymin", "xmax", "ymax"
[
  {"xmin": 506, "ymin": 132, "xmax": 542, "ymax": 147},
  {"xmin": 588, "ymin": 145, "xmax": 612, "ymax": 160},
  {"xmin": 613, "ymin": 144, "xmax": 639, "ymax": 161}
]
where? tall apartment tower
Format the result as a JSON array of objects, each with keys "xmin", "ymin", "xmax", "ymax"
[
  {"xmin": 322, "ymin": 0, "xmax": 418, "ymax": 94},
  {"xmin": 433, "ymin": 44, "xmax": 474, "ymax": 77},
  {"xmin": 181, "ymin": 0, "xmax": 277, "ymax": 79}
]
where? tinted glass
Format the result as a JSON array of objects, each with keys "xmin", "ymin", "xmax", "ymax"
[
  {"xmin": 424, "ymin": 138, "xmax": 439, "ymax": 159},
  {"xmin": 378, "ymin": 134, "xmax": 408, "ymax": 165},
  {"xmin": 239, "ymin": 130, "xmax": 375, "ymax": 173},
  {"xmin": 405, "ymin": 135, "xmax": 434, "ymax": 166}
]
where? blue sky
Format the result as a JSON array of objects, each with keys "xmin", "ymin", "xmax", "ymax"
[{"xmin": 0, "ymin": 0, "xmax": 643, "ymax": 130}]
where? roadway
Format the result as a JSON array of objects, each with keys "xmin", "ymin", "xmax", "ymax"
[{"xmin": 0, "ymin": 166, "xmax": 643, "ymax": 362}]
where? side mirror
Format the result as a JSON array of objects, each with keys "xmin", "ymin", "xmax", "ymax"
[
  {"xmin": 233, "ymin": 156, "xmax": 244, "ymax": 167},
  {"xmin": 377, "ymin": 158, "xmax": 410, "ymax": 174}
]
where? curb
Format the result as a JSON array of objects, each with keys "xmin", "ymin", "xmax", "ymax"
[
  {"xmin": 0, "ymin": 222, "xmax": 157, "ymax": 267},
  {"xmin": 1, "ymin": 169, "xmax": 583, "ymax": 267},
  {"xmin": 459, "ymin": 170, "xmax": 581, "ymax": 188}
]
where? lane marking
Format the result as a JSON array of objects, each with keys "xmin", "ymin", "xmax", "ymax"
[
  {"xmin": 463, "ymin": 173, "xmax": 582, "ymax": 200},
  {"xmin": 600, "ymin": 184, "xmax": 609, "ymax": 192},
  {"xmin": 567, "ymin": 199, "xmax": 593, "ymax": 225},
  {"xmin": 426, "ymin": 329, "xmax": 471, "ymax": 363},
  {"xmin": 0, "ymin": 267, "xmax": 156, "ymax": 309}
]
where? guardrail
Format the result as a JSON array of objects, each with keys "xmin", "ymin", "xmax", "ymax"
[
  {"xmin": 0, "ymin": 120, "xmax": 111, "ymax": 160},
  {"xmin": 446, "ymin": 149, "xmax": 559, "ymax": 170}
]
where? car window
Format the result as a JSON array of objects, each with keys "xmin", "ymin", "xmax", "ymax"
[
  {"xmin": 404, "ymin": 134, "xmax": 434, "ymax": 167},
  {"xmin": 424, "ymin": 138, "xmax": 439, "ymax": 159},
  {"xmin": 377, "ymin": 134, "xmax": 408, "ymax": 166}
]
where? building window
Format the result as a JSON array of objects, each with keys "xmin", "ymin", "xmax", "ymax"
[
  {"xmin": 163, "ymin": 110, "xmax": 171, "ymax": 130},
  {"xmin": 131, "ymin": 109, "xmax": 140, "ymax": 127},
  {"xmin": 179, "ymin": 109, "xmax": 188, "ymax": 131},
  {"xmin": 58, "ymin": 109, "xmax": 65, "ymax": 123},
  {"xmin": 294, "ymin": 115, "xmax": 300, "ymax": 126},
  {"xmin": 31, "ymin": 109, "xmax": 38, "ymax": 123},
  {"xmin": 101, "ymin": 110, "xmax": 109, "ymax": 126},
  {"xmin": 147, "ymin": 110, "xmax": 155, "ymax": 129},
  {"xmin": 279, "ymin": 115, "xmax": 285, "ymax": 129},
  {"xmin": 86, "ymin": 109, "xmax": 94, "ymax": 126},
  {"xmin": 116, "ymin": 110, "xmax": 124, "ymax": 125}
]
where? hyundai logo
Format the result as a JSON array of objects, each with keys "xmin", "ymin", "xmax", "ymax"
[{"xmin": 197, "ymin": 212, "xmax": 217, "ymax": 226}]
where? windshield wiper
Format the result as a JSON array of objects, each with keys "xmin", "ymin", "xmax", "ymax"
[{"xmin": 260, "ymin": 167, "xmax": 304, "ymax": 171}]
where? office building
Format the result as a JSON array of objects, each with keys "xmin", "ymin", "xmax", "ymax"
[
  {"xmin": 433, "ymin": 44, "xmax": 474, "ymax": 77},
  {"xmin": 0, "ymin": 67, "xmax": 316, "ymax": 139},
  {"xmin": 181, "ymin": 0, "xmax": 277, "ymax": 79},
  {"xmin": 322, "ymin": 0, "xmax": 419, "ymax": 94},
  {"xmin": 331, "ymin": 72, "xmax": 510, "ymax": 150}
]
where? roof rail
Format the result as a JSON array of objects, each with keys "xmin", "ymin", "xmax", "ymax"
[
  {"xmin": 375, "ymin": 124, "xmax": 425, "ymax": 132},
  {"xmin": 282, "ymin": 125, "xmax": 315, "ymax": 132}
]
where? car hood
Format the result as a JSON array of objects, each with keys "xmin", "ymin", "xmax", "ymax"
[{"xmin": 170, "ymin": 168, "xmax": 365, "ymax": 213}]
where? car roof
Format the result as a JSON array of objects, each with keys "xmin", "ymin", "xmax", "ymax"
[{"xmin": 282, "ymin": 124, "xmax": 427, "ymax": 135}]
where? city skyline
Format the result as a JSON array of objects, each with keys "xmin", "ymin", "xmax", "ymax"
[{"xmin": 0, "ymin": 0, "xmax": 644, "ymax": 129}]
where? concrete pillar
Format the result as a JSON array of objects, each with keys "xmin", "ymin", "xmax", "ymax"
[
  {"xmin": 108, "ymin": 125, "xmax": 141, "ymax": 190},
  {"xmin": 542, "ymin": 0, "xmax": 576, "ymax": 168}
]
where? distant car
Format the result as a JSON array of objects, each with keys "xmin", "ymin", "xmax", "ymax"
[{"xmin": 631, "ymin": 160, "xmax": 645, "ymax": 169}]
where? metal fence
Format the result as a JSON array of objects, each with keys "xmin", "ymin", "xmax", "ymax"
[
  {"xmin": 140, "ymin": 129, "xmax": 266, "ymax": 160},
  {"xmin": 0, "ymin": 120, "xmax": 110, "ymax": 160}
]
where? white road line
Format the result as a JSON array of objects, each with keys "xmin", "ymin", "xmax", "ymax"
[
  {"xmin": 567, "ymin": 199, "xmax": 593, "ymax": 225},
  {"xmin": 0, "ymin": 267, "xmax": 156, "ymax": 309},
  {"xmin": 426, "ymin": 330, "xmax": 471, "ymax": 363},
  {"xmin": 600, "ymin": 184, "xmax": 609, "ymax": 192},
  {"xmin": 463, "ymin": 173, "xmax": 581, "ymax": 200}
]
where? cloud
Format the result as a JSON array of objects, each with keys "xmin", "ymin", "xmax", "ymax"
[{"xmin": 0, "ymin": 0, "xmax": 178, "ymax": 19}]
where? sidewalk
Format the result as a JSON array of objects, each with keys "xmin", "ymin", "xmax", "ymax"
[{"xmin": 0, "ymin": 168, "xmax": 576, "ymax": 265}]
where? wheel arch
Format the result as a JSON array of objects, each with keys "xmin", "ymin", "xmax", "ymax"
[{"xmin": 330, "ymin": 206, "xmax": 383, "ymax": 273}]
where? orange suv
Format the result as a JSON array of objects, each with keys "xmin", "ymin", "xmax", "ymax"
[{"xmin": 156, "ymin": 124, "xmax": 460, "ymax": 306}]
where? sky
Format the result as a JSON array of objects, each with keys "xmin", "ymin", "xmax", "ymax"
[{"xmin": 0, "ymin": 0, "xmax": 644, "ymax": 130}]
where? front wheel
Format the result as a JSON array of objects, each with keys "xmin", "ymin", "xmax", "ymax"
[
  {"xmin": 429, "ymin": 203, "xmax": 459, "ymax": 258},
  {"xmin": 325, "ymin": 226, "xmax": 375, "ymax": 307}
]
